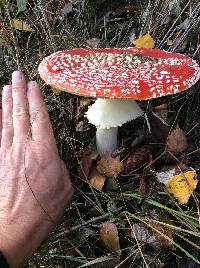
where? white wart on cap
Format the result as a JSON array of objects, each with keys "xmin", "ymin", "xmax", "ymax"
[
  {"xmin": 38, "ymin": 47, "xmax": 200, "ymax": 154},
  {"xmin": 38, "ymin": 47, "xmax": 200, "ymax": 100}
]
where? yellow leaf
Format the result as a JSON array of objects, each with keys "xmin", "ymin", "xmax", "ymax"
[
  {"xmin": 166, "ymin": 39, "xmax": 173, "ymax": 46},
  {"xmin": 12, "ymin": 19, "xmax": 34, "ymax": 32},
  {"xmin": 166, "ymin": 171, "xmax": 198, "ymax": 204},
  {"xmin": 135, "ymin": 33, "xmax": 155, "ymax": 48},
  {"xmin": 51, "ymin": 86, "xmax": 61, "ymax": 95}
]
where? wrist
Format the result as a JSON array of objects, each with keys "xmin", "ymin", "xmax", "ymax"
[{"xmin": 0, "ymin": 218, "xmax": 53, "ymax": 268}]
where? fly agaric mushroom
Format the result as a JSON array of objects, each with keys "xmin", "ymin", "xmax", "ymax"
[{"xmin": 38, "ymin": 47, "xmax": 200, "ymax": 154}]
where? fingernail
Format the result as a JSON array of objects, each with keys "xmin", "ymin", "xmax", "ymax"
[
  {"xmin": 28, "ymin": 81, "xmax": 37, "ymax": 88},
  {"xmin": 12, "ymin": 71, "xmax": 23, "ymax": 81},
  {"xmin": 3, "ymin": 85, "xmax": 11, "ymax": 96}
]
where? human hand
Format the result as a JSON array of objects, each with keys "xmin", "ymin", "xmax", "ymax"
[{"xmin": 0, "ymin": 71, "xmax": 73, "ymax": 268}]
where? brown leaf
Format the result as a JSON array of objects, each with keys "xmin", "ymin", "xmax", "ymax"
[
  {"xmin": 130, "ymin": 224, "xmax": 159, "ymax": 248},
  {"xmin": 113, "ymin": 5, "xmax": 139, "ymax": 16},
  {"xmin": 138, "ymin": 178, "xmax": 150, "ymax": 197},
  {"xmin": 100, "ymin": 222, "xmax": 120, "ymax": 253},
  {"xmin": 147, "ymin": 217, "xmax": 175, "ymax": 248},
  {"xmin": 89, "ymin": 167, "xmax": 106, "ymax": 190},
  {"xmin": 97, "ymin": 155, "xmax": 123, "ymax": 178},
  {"xmin": 123, "ymin": 145, "xmax": 151, "ymax": 174},
  {"xmin": 79, "ymin": 149, "xmax": 97, "ymax": 180},
  {"xmin": 154, "ymin": 104, "xmax": 168, "ymax": 111},
  {"xmin": 130, "ymin": 214, "xmax": 175, "ymax": 249},
  {"xmin": 167, "ymin": 126, "xmax": 188, "ymax": 153},
  {"xmin": 147, "ymin": 112, "xmax": 170, "ymax": 143}
]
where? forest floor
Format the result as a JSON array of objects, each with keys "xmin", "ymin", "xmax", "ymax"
[{"xmin": 0, "ymin": 0, "xmax": 200, "ymax": 267}]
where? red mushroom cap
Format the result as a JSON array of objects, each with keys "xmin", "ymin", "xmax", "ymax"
[{"xmin": 38, "ymin": 47, "xmax": 200, "ymax": 100}]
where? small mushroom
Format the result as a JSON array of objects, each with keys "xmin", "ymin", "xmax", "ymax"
[{"xmin": 38, "ymin": 47, "xmax": 200, "ymax": 154}]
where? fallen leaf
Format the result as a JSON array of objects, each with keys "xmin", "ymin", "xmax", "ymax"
[
  {"xmin": 166, "ymin": 170, "xmax": 198, "ymax": 204},
  {"xmin": 112, "ymin": 5, "xmax": 139, "ymax": 16},
  {"xmin": 61, "ymin": 2, "xmax": 73, "ymax": 15},
  {"xmin": 131, "ymin": 211, "xmax": 175, "ymax": 249},
  {"xmin": 135, "ymin": 33, "xmax": 155, "ymax": 48},
  {"xmin": 169, "ymin": 0, "xmax": 181, "ymax": 16},
  {"xmin": 79, "ymin": 149, "xmax": 97, "ymax": 180},
  {"xmin": 153, "ymin": 104, "xmax": 169, "ymax": 124},
  {"xmin": 12, "ymin": 19, "xmax": 34, "ymax": 32},
  {"xmin": 156, "ymin": 166, "xmax": 177, "ymax": 185},
  {"xmin": 100, "ymin": 222, "xmax": 120, "ymax": 253},
  {"xmin": 130, "ymin": 223, "xmax": 159, "ymax": 248},
  {"xmin": 97, "ymin": 155, "xmax": 123, "ymax": 178},
  {"xmin": 138, "ymin": 177, "xmax": 150, "ymax": 197},
  {"xmin": 153, "ymin": 104, "xmax": 168, "ymax": 111},
  {"xmin": 147, "ymin": 217, "xmax": 175, "ymax": 248},
  {"xmin": 178, "ymin": 18, "xmax": 190, "ymax": 30},
  {"xmin": 123, "ymin": 145, "xmax": 151, "ymax": 174},
  {"xmin": 166, "ymin": 39, "xmax": 173, "ymax": 46},
  {"xmin": 167, "ymin": 126, "xmax": 188, "ymax": 153},
  {"xmin": 146, "ymin": 112, "xmax": 170, "ymax": 143},
  {"xmin": 89, "ymin": 167, "xmax": 106, "ymax": 190},
  {"xmin": 86, "ymin": 38, "xmax": 100, "ymax": 48},
  {"xmin": 17, "ymin": 0, "xmax": 27, "ymax": 13},
  {"xmin": 51, "ymin": 86, "xmax": 61, "ymax": 95}
]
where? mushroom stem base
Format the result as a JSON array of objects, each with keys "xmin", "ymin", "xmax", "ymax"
[{"xmin": 96, "ymin": 127, "xmax": 118, "ymax": 155}]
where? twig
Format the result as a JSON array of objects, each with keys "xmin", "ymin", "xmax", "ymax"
[{"xmin": 54, "ymin": 207, "xmax": 123, "ymax": 239}]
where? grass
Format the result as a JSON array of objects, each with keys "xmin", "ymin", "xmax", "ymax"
[{"xmin": 1, "ymin": 0, "xmax": 200, "ymax": 267}]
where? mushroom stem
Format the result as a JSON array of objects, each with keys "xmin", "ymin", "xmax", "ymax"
[
  {"xmin": 86, "ymin": 98, "xmax": 144, "ymax": 155},
  {"xmin": 96, "ymin": 127, "xmax": 118, "ymax": 155}
]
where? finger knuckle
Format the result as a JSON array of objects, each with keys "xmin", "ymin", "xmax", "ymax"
[
  {"xmin": 30, "ymin": 110, "xmax": 39, "ymax": 121},
  {"xmin": 12, "ymin": 84, "xmax": 25, "ymax": 93},
  {"xmin": 2, "ymin": 95, "xmax": 12, "ymax": 105},
  {"xmin": 2, "ymin": 119, "xmax": 12, "ymax": 129},
  {"xmin": 31, "ymin": 108, "xmax": 48, "ymax": 123},
  {"xmin": 13, "ymin": 111, "xmax": 29, "ymax": 120},
  {"xmin": 13, "ymin": 105, "xmax": 29, "ymax": 119}
]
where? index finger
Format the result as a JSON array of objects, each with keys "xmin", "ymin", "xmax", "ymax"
[{"xmin": 27, "ymin": 81, "xmax": 56, "ymax": 144}]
